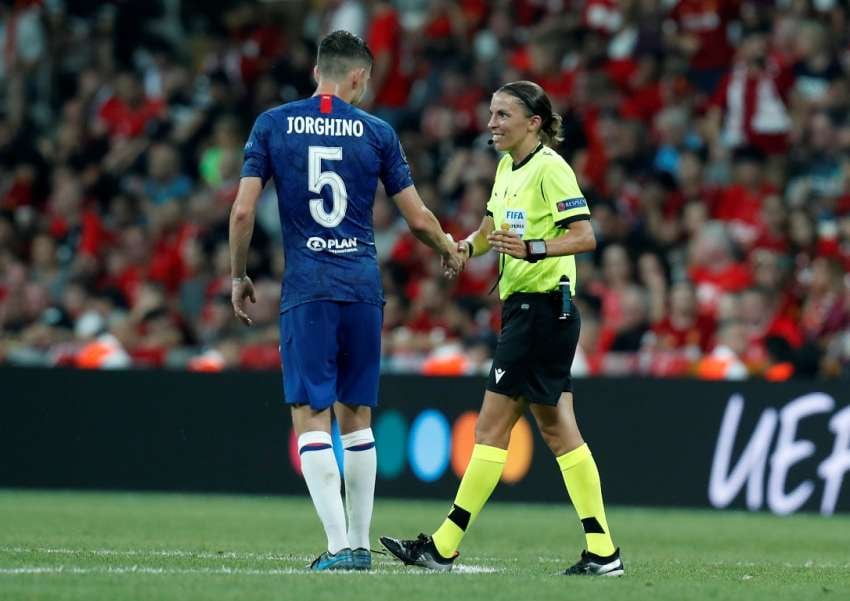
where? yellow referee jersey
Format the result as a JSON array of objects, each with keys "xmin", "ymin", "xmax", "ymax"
[{"xmin": 486, "ymin": 144, "xmax": 590, "ymax": 299}]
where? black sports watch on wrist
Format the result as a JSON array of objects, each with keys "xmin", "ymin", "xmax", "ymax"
[{"xmin": 525, "ymin": 239, "xmax": 547, "ymax": 262}]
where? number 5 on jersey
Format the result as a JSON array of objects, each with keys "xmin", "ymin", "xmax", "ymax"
[{"xmin": 308, "ymin": 146, "xmax": 348, "ymax": 228}]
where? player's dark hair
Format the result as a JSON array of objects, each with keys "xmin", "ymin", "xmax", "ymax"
[
  {"xmin": 317, "ymin": 30, "xmax": 373, "ymax": 78},
  {"xmin": 498, "ymin": 81, "xmax": 564, "ymax": 147}
]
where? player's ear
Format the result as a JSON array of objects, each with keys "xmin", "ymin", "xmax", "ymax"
[
  {"xmin": 352, "ymin": 67, "xmax": 366, "ymax": 89},
  {"xmin": 528, "ymin": 114, "xmax": 542, "ymax": 133},
  {"xmin": 313, "ymin": 65, "xmax": 320, "ymax": 84}
]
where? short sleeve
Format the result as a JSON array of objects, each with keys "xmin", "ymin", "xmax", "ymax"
[
  {"xmin": 241, "ymin": 113, "xmax": 273, "ymax": 184},
  {"xmin": 543, "ymin": 160, "xmax": 590, "ymax": 227},
  {"xmin": 485, "ymin": 174, "xmax": 497, "ymax": 217},
  {"xmin": 379, "ymin": 126, "xmax": 414, "ymax": 196},
  {"xmin": 485, "ymin": 186, "xmax": 496, "ymax": 217}
]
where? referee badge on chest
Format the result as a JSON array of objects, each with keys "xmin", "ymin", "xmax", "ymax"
[{"xmin": 503, "ymin": 209, "xmax": 526, "ymax": 236}]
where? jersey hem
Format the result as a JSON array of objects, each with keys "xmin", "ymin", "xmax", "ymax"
[{"xmin": 280, "ymin": 297, "xmax": 385, "ymax": 313}]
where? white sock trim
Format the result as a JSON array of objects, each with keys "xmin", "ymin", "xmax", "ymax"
[
  {"xmin": 298, "ymin": 431, "xmax": 333, "ymax": 449},
  {"xmin": 340, "ymin": 428, "xmax": 374, "ymax": 448}
]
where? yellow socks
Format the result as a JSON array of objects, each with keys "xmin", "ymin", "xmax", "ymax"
[
  {"xmin": 557, "ymin": 443, "xmax": 616, "ymax": 557},
  {"xmin": 432, "ymin": 444, "xmax": 507, "ymax": 558}
]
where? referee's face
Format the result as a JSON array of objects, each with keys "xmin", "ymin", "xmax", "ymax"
[{"xmin": 488, "ymin": 92, "xmax": 537, "ymax": 153}]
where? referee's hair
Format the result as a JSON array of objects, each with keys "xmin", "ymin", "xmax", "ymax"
[
  {"xmin": 317, "ymin": 30, "xmax": 374, "ymax": 79},
  {"xmin": 498, "ymin": 81, "xmax": 565, "ymax": 147}
]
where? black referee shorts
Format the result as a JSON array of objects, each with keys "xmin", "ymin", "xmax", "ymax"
[{"xmin": 486, "ymin": 291, "xmax": 581, "ymax": 406}]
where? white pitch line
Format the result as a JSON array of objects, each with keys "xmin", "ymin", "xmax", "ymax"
[
  {"xmin": 453, "ymin": 565, "xmax": 500, "ymax": 574},
  {"xmin": 0, "ymin": 547, "xmax": 309, "ymax": 562},
  {"xmin": 0, "ymin": 565, "xmax": 502, "ymax": 576},
  {"xmin": 0, "ymin": 566, "xmax": 335, "ymax": 576}
]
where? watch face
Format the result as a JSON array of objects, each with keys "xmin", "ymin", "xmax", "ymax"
[{"xmin": 529, "ymin": 240, "xmax": 546, "ymax": 255}]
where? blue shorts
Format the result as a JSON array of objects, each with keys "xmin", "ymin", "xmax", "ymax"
[{"xmin": 279, "ymin": 301, "xmax": 382, "ymax": 411}]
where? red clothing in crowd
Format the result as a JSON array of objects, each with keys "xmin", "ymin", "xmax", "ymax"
[
  {"xmin": 621, "ymin": 79, "xmax": 663, "ymax": 122},
  {"xmin": 48, "ymin": 209, "xmax": 111, "ymax": 257},
  {"xmin": 713, "ymin": 183, "xmax": 776, "ymax": 228},
  {"xmin": 652, "ymin": 313, "xmax": 716, "ymax": 352},
  {"xmin": 689, "ymin": 262, "xmax": 752, "ymax": 314},
  {"xmin": 405, "ymin": 310, "xmax": 454, "ymax": 336},
  {"xmin": 751, "ymin": 223, "xmax": 790, "ymax": 254},
  {"xmin": 459, "ymin": 0, "xmax": 488, "ymax": 31},
  {"xmin": 744, "ymin": 311, "xmax": 804, "ymax": 370},
  {"xmin": 367, "ymin": 7, "xmax": 411, "ymax": 108},
  {"xmin": 147, "ymin": 224, "xmax": 196, "ymax": 293},
  {"xmin": 801, "ymin": 292, "xmax": 849, "ymax": 341},
  {"xmin": 236, "ymin": 24, "xmax": 284, "ymax": 87},
  {"xmin": 669, "ymin": 0, "xmax": 738, "ymax": 72},
  {"xmin": 97, "ymin": 96, "xmax": 164, "ymax": 138},
  {"xmin": 711, "ymin": 62, "xmax": 794, "ymax": 155}
]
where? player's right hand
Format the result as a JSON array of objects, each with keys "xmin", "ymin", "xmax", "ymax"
[
  {"xmin": 442, "ymin": 247, "xmax": 464, "ymax": 279},
  {"xmin": 231, "ymin": 276, "xmax": 256, "ymax": 326}
]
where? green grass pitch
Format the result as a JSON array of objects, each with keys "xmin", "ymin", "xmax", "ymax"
[{"xmin": 1, "ymin": 490, "xmax": 848, "ymax": 601}]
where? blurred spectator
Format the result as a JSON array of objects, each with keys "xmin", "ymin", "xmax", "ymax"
[
  {"xmin": 649, "ymin": 280, "xmax": 715, "ymax": 357},
  {"xmin": 688, "ymin": 221, "xmax": 752, "ymax": 315},
  {"xmin": 366, "ymin": 2, "xmax": 411, "ymax": 126},
  {"xmin": 607, "ymin": 285, "xmax": 650, "ymax": 353},
  {"xmin": 96, "ymin": 71, "xmax": 165, "ymax": 139},
  {"xmin": 707, "ymin": 27, "xmax": 792, "ymax": 156},
  {"xmin": 198, "ymin": 116, "xmax": 243, "ymax": 188},
  {"xmin": 763, "ymin": 335, "xmax": 795, "ymax": 382},
  {"xmin": 713, "ymin": 146, "xmax": 776, "ymax": 248},
  {"xmin": 142, "ymin": 143, "xmax": 193, "ymax": 205},
  {"xmin": 739, "ymin": 286, "xmax": 803, "ymax": 370},
  {"xmin": 665, "ymin": 0, "xmax": 738, "ymax": 96},
  {"xmin": 0, "ymin": 0, "xmax": 47, "ymax": 127},
  {"xmin": 696, "ymin": 319, "xmax": 749, "ymax": 380},
  {"xmin": 791, "ymin": 20, "xmax": 843, "ymax": 109},
  {"xmin": 800, "ymin": 257, "xmax": 849, "ymax": 344}
]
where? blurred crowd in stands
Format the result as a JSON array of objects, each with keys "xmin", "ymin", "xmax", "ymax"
[{"xmin": 2, "ymin": 0, "xmax": 850, "ymax": 379}]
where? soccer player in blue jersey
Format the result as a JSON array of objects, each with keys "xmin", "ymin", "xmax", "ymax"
[{"xmin": 228, "ymin": 30, "xmax": 463, "ymax": 572}]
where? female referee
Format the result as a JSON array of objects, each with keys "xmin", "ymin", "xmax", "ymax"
[{"xmin": 381, "ymin": 81, "xmax": 623, "ymax": 576}]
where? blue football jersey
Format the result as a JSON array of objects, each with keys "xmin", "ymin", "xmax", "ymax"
[{"xmin": 241, "ymin": 95, "xmax": 413, "ymax": 312}]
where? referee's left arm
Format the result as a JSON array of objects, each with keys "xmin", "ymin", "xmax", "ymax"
[
  {"xmin": 462, "ymin": 215, "xmax": 495, "ymax": 259},
  {"xmin": 542, "ymin": 219, "xmax": 596, "ymax": 257},
  {"xmin": 487, "ymin": 219, "xmax": 595, "ymax": 260}
]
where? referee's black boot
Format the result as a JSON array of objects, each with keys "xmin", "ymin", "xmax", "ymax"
[
  {"xmin": 380, "ymin": 533, "xmax": 457, "ymax": 571},
  {"xmin": 563, "ymin": 548, "xmax": 624, "ymax": 576}
]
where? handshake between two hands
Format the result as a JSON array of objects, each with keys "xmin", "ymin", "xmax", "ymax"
[
  {"xmin": 441, "ymin": 234, "xmax": 468, "ymax": 279},
  {"xmin": 441, "ymin": 227, "xmax": 526, "ymax": 279}
]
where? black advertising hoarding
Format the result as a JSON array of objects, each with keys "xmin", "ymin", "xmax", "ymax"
[{"xmin": 0, "ymin": 368, "xmax": 847, "ymax": 514}]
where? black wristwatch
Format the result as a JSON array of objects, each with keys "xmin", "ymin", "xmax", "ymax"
[
  {"xmin": 464, "ymin": 240, "xmax": 474, "ymax": 258},
  {"xmin": 525, "ymin": 239, "xmax": 547, "ymax": 263}
]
